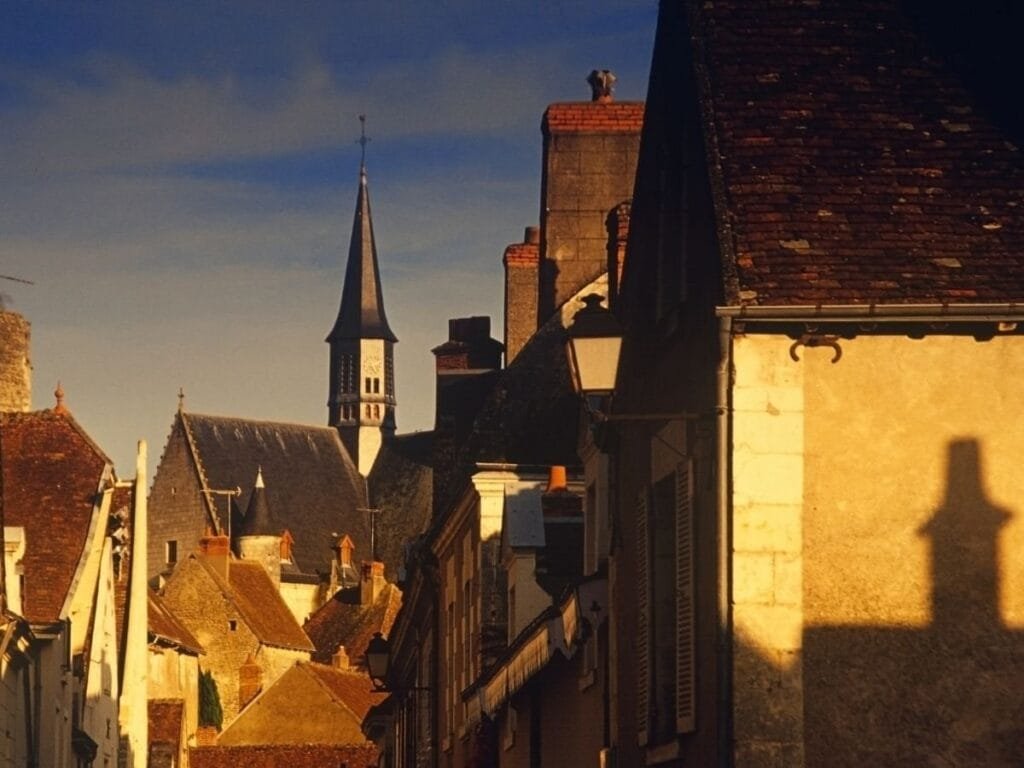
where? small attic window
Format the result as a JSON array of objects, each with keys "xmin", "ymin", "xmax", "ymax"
[
  {"xmin": 228, "ymin": 620, "xmax": 238, "ymax": 632},
  {"xmin": 165, "ymin": 540, "xmax": 178, "ymax": 565}
]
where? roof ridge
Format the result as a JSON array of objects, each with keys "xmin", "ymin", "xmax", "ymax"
[
  {"xmin": 299, "ymin": 661, "xmax": 375, "ymax": 723},
  {"xmin": 178, "ymin": 412, "xmax": 219, "ymax": 530}
]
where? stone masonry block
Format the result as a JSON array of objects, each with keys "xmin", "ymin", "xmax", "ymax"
[
  {"xmin": 732, "ymin": 384, "xmax": 805, "ymax": 415},
  {"xmin": 733, "ymin": 503, "xmax": 802, "ymax": 553},
  {"xmin": 774, "ymin": 552, "xmax": 802, "ymax": 606},
  {"xmin": 733, "ymin": 451, "xmax": 803, "ymax": 505},
  {"xmin": 733, "ymin": 551, "xmax": 776, "ymax": 604},
  {"xmin": 733, "ymin": 411, "xmax": 804, "ymax": 457}
]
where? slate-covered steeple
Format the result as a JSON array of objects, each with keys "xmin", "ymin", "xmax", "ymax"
[
  {"xmin": 327, "ymin": 163, "xmax": 397, "ymax": 344},
  {"xmin": 327, "ymin": 158, "xmax": 398, "ymax": 476}
]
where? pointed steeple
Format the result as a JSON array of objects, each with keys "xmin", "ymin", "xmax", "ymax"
[
  {"xmin": 240, "ymin": 467, "xmax": 275, "ymax": 536},
  {"xmin": 327, "ymin": 164, "xmax": 397, "ymax": 344}
]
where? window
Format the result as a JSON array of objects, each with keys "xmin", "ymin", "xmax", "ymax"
[
  {"xmin": 228, "ymin": 619, "xmax": 238, "ymax": 632},
  {"xmin": 165, "ymin": 540, "xmax": 178, "ymax": 565},
  {"xmin": 373, "ymin": 377, "xmax": 380, "ymax": 394},
  {"xmin": 365, "ymin": 377, "xmax": 372, "ymax": 393},
  {"xmin": 636, "ymin": 461, "xmax": 695, "ymax": 747}
]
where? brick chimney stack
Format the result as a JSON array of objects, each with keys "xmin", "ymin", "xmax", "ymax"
[
  {"xmin": 538, "ymin": 72, "xmax": 642, "ymax": 320},
  {"xmin": 332, "ymin": 645, "xmax": 351, "ymax": 670},
  {"xmin": 238, "ymin": 654, "xmax": 262, "ymax": 709},
  {"xmin": 360, "ymin": 560, "xmax": 386, "ymax": 605},
  {"xmin": 198, "ymin": 528, "xmax": 231, "ymax": 580},
  {"xmin": 503, "ymin": 226, "xmax": 541, "ymax": 364}
]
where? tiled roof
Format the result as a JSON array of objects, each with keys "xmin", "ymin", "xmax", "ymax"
[
  {"xmin": 302, "ymin": 662, "xmax": 388, "ymax": 722},
  {"xmin": 181, "ymin": 412, "xmax": 368, "ymax": 576},
  {"xmin": 190, "ymin": 744, "xmax": 378, "ymax": 768},
  {"xmin": 148, "ymin": 589, "xmax": 203, "ymax": 654},
  {"xmin": 148, "ymin": 699, "xmax": 184, "ymax": 747},
  {"xmin": 543, "ymin": 102, "xmax": 645, "ymax": 134},
  {"xmin": 691, "ymin": 0, "xmax": 1024, "ymax": 305},
  {"xmin": 454, "ymin": 299, "xmax": 582, "ymax": 473},
  {"xmin": 367, "ymin": 433, "xmax": 433, "ymax": 579},
  {"xmin": 0, "ymin": 410, "xmax": 109, "ymax": 624},
  {"xmin": 205, "ymin": 559, "xmax": 314, "ymax": 652},
  {"xmin": 305, "ymin": 582, "xmax": 401, "ymax": 668}
]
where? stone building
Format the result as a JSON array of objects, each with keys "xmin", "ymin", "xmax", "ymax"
[
  {"xmin": 601, "ymin": 1, "xmax": 1024, "ymax": 766},
  {"xmin": 160, "ymin": 533, "xmax": 314, "ymax": 722}
]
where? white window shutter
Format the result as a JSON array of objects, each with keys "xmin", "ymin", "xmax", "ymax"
[
  {"xmin": 636, "ymin": 488, "xmax": 651, "ymax": 747},
  {"xmin": 675, "ymin": 461, "xmax": 696, "ymax": 733}
]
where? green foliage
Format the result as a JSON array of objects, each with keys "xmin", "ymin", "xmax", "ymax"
[{"xmin": 198, "ymin": 669, "xmax": 223, "ymax": 729}]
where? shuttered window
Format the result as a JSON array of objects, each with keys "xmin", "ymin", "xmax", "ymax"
[
  {"xmin": 636, "ymin": 488, "xmax": 651, "ymax": 747},
  {"xmin": 675, "ymin": 461, "xmax": 695, "ymax": 733}
]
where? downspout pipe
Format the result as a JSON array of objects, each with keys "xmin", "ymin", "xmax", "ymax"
[{"xmin": 716, "ymin": 315, "xmax": 734, "ymax": 767}]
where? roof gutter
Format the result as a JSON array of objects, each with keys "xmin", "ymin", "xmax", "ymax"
[{"xmin": 717, "ymin": 302, "xmax": 1024, "ymax": 323}]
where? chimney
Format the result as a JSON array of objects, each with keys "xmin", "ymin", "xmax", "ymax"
[
  {"xmin": 503, "ymin": 227, "xmax": 540, "ymax": 364},
  {"xmin": 332, "ymin": 645, "xmax": 351, "ymax": 671},
  {"xmin": 539, "ymin": 71, "xmax": 642, "ymax": 319},
  {"xmin": 0, "ymin": 311, "xmax": 31, "ymax": 413},
  {"xmin": 432, "ymin": 317, "xmax": 503, "ymax": 511},
  {"xmin": 238, "ymin": 654, "xmax": 262, "ymax": 709},
  {"xmin": 360, "ymin": 560, "xmax": 386, "ymax": 605},
  {"xmin": 198, "ymin": 528, "xmax": 231, "ymax": 580}
]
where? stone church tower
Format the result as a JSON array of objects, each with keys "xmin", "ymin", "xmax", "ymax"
[{"xmin": 326, "ymin": 162, "xmax": 397, "ymax": 475}]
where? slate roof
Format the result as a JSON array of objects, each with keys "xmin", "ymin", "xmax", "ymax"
[
  {"xmin": 366, "ymin": 432, "xmax": 433, "ymax": 579},
  {"xmin": 193, "ymin": 556, "xmax": 314, "ymax": 652},
  {"xmin": 453, "ymin": 297, "xmax": 583, "ymax": 477},
  {"xmin": 239, "ymin": 470, "xmax": 276, "ymax": 537},
  {"xmin": 148, "ymin": 589, "xmax": 203, "ymax": 654},
  {"xmin": 190, "ymin": 744, "xmax": 378, "ymax": 768},
  {"xmin": 304, "ymin": 581, "xmax": 401, "ymax": 668},
  {"xmin": 0, "ymin": 410, "xmax": 109, "ymax": 624},
  {"xmin": 180, "ymin": 412, "xmax": 368, "ymax": 576},
  {"xmin": 690, "ymin": 0, "xmax": 1024, "ymax": 305},
  {"xmin": 327, "ymin": 165, "xmax": 397, "ymax": 343}
]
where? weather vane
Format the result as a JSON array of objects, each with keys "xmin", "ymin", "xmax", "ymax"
[{"xmin": 357, "ymin": 114, "xmax": 370, "ymax": 168}]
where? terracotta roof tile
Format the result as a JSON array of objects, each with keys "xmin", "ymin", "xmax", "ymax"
[
  {"xmin": 215, "ymin": 559, "xmax": 314, "ymax": 652},
  {"xmin": 305, "ymin": 582, "xmax": 401, "ymax": 668},
  {"xmin": 301, "ymin": 662, "xmax": 388, "ymax": 722},
  {"xmin": 190, "ymin": 744, "xmax": 378, "ymax": 768},
  {"xmin": 0, "ymin": 410, "xmax": 109, "ymax": 624},
  {"xmin": 691, "ymin": 0, "xmax": 1024, "ymax": 305},
  {"xmin": 148, "ymin": 699, "xmax": 184, "ymax": 746}
]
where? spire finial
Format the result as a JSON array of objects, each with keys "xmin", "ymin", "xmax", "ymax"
[
  {"xmin": 54, "ymin": 381, "xmax": 67, "ymax": 414},
  {"xmin": 178, "ymin": 387, "xmax": 185, "ymax": 412},
  {"xmin": 255, "ymin": 465, "xmax": 265, "ymax": 489},
  {"xmin": 357, "ymin": 114, "xmax": 370, "ymax": 172}
]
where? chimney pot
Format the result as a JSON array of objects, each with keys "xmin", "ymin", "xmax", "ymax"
[
  {"xmin": 524, "ymin": 226, "xmax": 540, "ymax": 245},
  {"xmin": 587, "ymin": 69, "xmax": 616, "ymax": 103},
  {"xmin": 547, "ymin": 465, "xmax": 568, "ymax": 493}
]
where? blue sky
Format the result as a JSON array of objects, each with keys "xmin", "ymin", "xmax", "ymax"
[{"xmin": 1, "ymin": 1, "xmax": 657, "ymax": 474}]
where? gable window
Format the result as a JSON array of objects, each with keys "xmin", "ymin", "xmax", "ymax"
[
  {"xmin": 165, "ymin": 540, "xmax": 178, "ymax": 565},
  {"xmin": 228, "ymin": 619, "xmax": 238, "ymax": 632}
]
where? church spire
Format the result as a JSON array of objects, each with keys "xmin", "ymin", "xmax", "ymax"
[
  {"xmin": 326, "ymin": 145, "xmax": 397, "ymax": 344},
  {"xmin": 327, "ymin": 125, "xmax": 398, "ymax": 475}
]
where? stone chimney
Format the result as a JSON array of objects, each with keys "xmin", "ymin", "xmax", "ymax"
[
  {"xmin": 332, "ymin": 645, "xmax": 351, "ymax": 671},
  {"xmin": 0, "ymin": 311, "xmax": 31, "ymax": 413},
  {"xmin": 539, "ymin": 72, "xmax": 642, "ymax": 320},
  {"xmin": 503, "ymin": 226, "xmax": 540, "ymax": 364},
  {"xmin": 432, "ymin": 317, "xmax": 503, "ymax": 512},
  {"xmin": 238, "ymin": 654, "xmax": 262, "ymax": 710},
  {"xmin": 198, "ymin": 528, "xmax": 231, "ymax": 580},
  {"xmin": 360, "ymin": 560, "xmax": 386, "ymax": 605}
]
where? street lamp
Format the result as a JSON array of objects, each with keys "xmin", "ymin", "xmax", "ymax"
[
  {"xmin": 365, "ymin": 632, "xmax": 430, "ymax": 693},
  {"xmin": 565, "ymin": 293, "xmax": 623, "ymax": 397}
]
